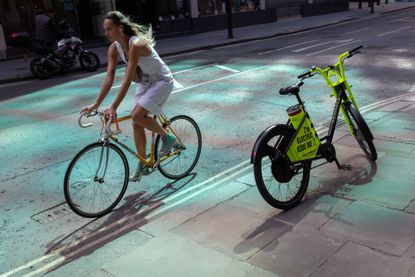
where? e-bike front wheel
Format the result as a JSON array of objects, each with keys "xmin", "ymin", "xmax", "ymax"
[
  {"xmin": 345, "ymin": 104, "xmax": 377, "ymax": 161},
  {"xmin": 64, "ymin": 142, "xmax": 129, "ymax": 218},
  {"xmin": 155, "ymin": 115, "xmax": 202, "ymax": 180},
  {"xmin": 252, "ymin": 124, "xmax": 311, "ymax": 210}
]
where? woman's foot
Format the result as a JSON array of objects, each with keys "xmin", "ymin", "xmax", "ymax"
[
  {"xmin": 159, "ymin": 133, "xmax": 178, "ymax": 157},
  {"xmin": 129, "ymin": 162, "xmax": 150, "ymax": 182}
]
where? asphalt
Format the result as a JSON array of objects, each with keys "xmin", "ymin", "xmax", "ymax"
[
  {"xmin": 1, "ymin": 2, "xmax": 415, "ymax": 85},
  {"xmin": 2, "ymin": 2, "xmax": 415, "ymax": 277}
]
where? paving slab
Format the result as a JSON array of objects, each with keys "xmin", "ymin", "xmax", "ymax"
[
  {"xmin": 248, "ymin": 226, "xmax": 343, "ymax": 277},
  {"xmin": 100, "ymin": 232, "xmax": 279, "ymax": 277},
  {"xmin": 139, "ymin": 181, "xmax": 251, "ymax": 236},
  {"xmin": 172, "ymin": 202, "xmax": 292, "ymax": 261},
  {"xmin": 312, "ymin": 242, "xmax": 415, "ymax": 277},
  {"xmin": 274, "ymin": 194, "xmax": 352, "ymax": 231},
  {"xmin": 224, "ymin": 186, "xmax": 283, "ymax": 218},
  {"xmin": 340, "ymin": 150, "xmax": 415, "ymax": 210},
  {"xmin": 319, "ymin": 201, "xmax": 415, "ymax": 256}
]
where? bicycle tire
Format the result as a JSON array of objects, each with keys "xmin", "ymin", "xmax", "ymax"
[
  {"xmin": 344, "ymin": 104, "xmax": 377, "ymax": 161},
  {"xmin": 64, "ymin": 142, "xmax": 129, "ymax": 218},
  {"xmin": 155, "ymin": 115, "xmax": 202, "ymax": 179},
  {"xmin": 252, "ymin": 124, "xmax": 311, "ymax": 210}
]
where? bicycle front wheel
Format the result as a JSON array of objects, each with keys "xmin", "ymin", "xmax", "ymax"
[
  {"xmin": 155, "ymin": 115, "xmax": 202, "ymax": 179},
  {"xmin": 252, "ymin": 124, "xmax": 311, "ymax": 210},
  {"xmin": 64, "ymin": 142, "xmax": 129, "ymax": 218},
  {"xmin": 345, "ymin": 104, "xmax": 377, "ymax": 161}
]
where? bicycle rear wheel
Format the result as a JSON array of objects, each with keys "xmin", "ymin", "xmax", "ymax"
[
  {"xmin": 344, "ymin": 104, "xmax": 377, "ymax": 161},
  {"xmin": 64, "ymin": 142, "xmax": 129, "ymax": 218},
  {"xmin": 252, "ymin": 124, "xmax": 311, "ymax": 210},
  {"xmin": 155, "ymin": 115, "xmax": 202, "ymax": 179}
]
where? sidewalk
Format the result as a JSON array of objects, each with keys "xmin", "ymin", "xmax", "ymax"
[
  {"xmin": 1, "ymin": 1, "xmax": 415, "ymax": 85},
  {"xmin": 83, "ymin": 88, "xmax": 415, "ymax": 277}
]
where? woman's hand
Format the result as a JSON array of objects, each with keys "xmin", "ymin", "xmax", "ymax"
[
  {"xmin": 104, "ymin": 105, "xmax": 117, "ymax": 121},
  {"xmin": 81, "ymin": 103, "xmax": 98, "ymax": 115}
]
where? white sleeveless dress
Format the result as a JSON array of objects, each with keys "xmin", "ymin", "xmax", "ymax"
[{"xmin": 115, "ymin": 36, "xmax": 174, "ymax": 115}]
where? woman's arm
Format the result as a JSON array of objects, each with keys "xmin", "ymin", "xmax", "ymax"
[
  {"xmin": 81, "ymin": 43, "xmax": 118, "ymax": 114},
  {"xmin": 94, "ymin": 43, "xmax": 118, "ymax": 107}
]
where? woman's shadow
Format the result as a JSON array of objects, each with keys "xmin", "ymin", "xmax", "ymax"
[{"xmin": 44, "ymin": 173, "xmax": 197, "ymax": 274}]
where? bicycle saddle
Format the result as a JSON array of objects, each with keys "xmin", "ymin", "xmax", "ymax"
[
  {"xmin": 279, "ymin": 81, "xmax": 304, "ymax": 96},
  {"xmin": 279, "ymin": 86, "xmax": 299, "ymax": 95}
]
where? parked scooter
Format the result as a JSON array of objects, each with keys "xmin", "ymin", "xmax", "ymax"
[{"xmin": 30, "ymin": 20, "xmax": 100, "ymax": 79}]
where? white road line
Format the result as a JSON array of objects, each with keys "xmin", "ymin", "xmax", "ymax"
[
  {"xmin": 173, "ymin": 79, "xmax": 184, "ymax": 88},
  {"xmin": 306, "ymin": 39, "xmax": 362, "ymax": 56},
  {"xmin": 111, "ymin": 64, "xmax": 269, "ymax": 91},
  {"xmin": 341, "ymin": 27, "xmax": 370, "ymax": 35},
  {"xmin": 110, "ymin": 63, "xmax": 221, "ymax": 90},
  {"xmin": 389, "ymin": 17, "xmax": 415, "ymax": 23},
  {"xmin": 292, "ymin": 39, "xmax": 353, "ymax": 53},
  {"xmin": 258, "ymin": 50, "xmax": 274, "ymax": 56},
  {"xmin": 0, "ymin": 80, "xmax": 35, "ymax": 89},
  {"xmin": 214, "ymin": 64, "xmax": 240, "ymax": 73},
  {"xmin": 377, "ymin": 26, "xmax": 411, "ymax": 37},
  {"xmin": 173, "ymin": 63, "xmax": 217, "ymax": 74},
  {"xmin": 172, "ymin": 64, "xmax": 270, "ymax": 94},
  {"xmin": 258, "ymin": 40, "xmax": 318, "ymax": 55},
  {"xmin": 163, "ymin": 50, "xmax": 204, "ymax": 59},
  {"xmin": 215, "ymin": 40, "xmax": 264, "ymax": 50}
]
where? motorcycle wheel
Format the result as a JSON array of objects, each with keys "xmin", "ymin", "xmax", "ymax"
[
  {"xmin": 79, "ymin": 52, "xmax": 100, "ymax": 72},
  {"xmin": 30, "ymin": 57, "xmax": 51, "ymax": 79}
]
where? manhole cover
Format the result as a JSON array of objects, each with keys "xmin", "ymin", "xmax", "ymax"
[{"xmin": 31, "ymin": 203, "xmax": 72, "ymax": 224}]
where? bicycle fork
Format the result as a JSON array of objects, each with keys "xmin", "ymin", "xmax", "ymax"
[{"xmin": 94, "ymin": 142, "xmax": 110, "ymax": 183}]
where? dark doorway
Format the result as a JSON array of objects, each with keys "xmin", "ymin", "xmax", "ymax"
[
  {"xmin": 76, "ymin": 0, "xmax": 93, "ymax": 38},
  {"xmin": 115, "ymin": 0, "xmax": 156, "ymax": 27}
]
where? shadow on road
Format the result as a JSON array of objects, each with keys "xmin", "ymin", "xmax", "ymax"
[
  {"xmin": 44, "ymin": 173, "xmax": 197, "ymax": 274},
  {"xmin": 233, "ymin": 156, "xmax": 377, "ymax": 256}
]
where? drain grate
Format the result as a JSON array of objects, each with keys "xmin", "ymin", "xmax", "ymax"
[{"xmin": 31, "ymin": 202, "xmax": 72, "ymax": 224}]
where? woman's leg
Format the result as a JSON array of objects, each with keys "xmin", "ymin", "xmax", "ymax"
[
  {"xmin": 131, "ymin": 105, "xmax": 167, "ymax": 138},
  {"xmin": 132, "ymin": 121, "xmax": 146, "ymax": 158}
]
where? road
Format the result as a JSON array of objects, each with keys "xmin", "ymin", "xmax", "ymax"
[{"xmin": 1, "ymin": 8, "xmax": 415, "ymax": 276}]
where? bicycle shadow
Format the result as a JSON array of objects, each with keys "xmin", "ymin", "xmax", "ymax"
[
  {"xmin": 232, "ymin": 155, "xmax": 377, "ymax": 256},
  {"xmin": 44, "ymin": 173, "xmax": 197, "ymax": 274}
]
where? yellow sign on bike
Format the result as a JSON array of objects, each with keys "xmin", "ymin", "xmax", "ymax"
[{"xmin": 286, "ymin": 105, "xmax": 320, "ymax": 162}]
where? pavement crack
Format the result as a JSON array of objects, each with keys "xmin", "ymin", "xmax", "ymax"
[{"xmin": 309, "ymin": 240, "xmax": 349, "ymax": 277}]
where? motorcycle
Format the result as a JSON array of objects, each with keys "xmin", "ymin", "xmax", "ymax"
[{"xmin": 30, "ymin": 21, "xmax": 100, "ymax": 79}]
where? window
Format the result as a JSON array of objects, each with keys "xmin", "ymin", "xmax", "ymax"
[{"xmin": 198, "ymin": 0, "xmax": 258, "ymax": 17}]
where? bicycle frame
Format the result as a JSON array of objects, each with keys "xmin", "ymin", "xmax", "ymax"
[
  {"xmin": 285, "ymin": 51, "xmax": 361, "ymax": 163},
  {"xmin": 80, "ymin": 111, "xmax": 183, "ymax": 169}
]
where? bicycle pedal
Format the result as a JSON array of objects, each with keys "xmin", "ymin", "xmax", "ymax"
[{"xmin": 340, "ymin": 164, "xmax": 353, "ymax": 171}]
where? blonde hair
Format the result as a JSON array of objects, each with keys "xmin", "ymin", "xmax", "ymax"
[{"xmin": 105, "ymin": 11, "xmax": 155, "ymax": 47}]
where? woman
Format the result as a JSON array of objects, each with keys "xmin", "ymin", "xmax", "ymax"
[{"xmin": 82, "ymin": 11, "xmax": 177, "ymax": 182}]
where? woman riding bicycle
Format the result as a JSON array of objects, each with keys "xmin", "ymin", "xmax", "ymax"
[{"xmin": 82, "ymin": 11, "xmax": 177, "ymax": 182}]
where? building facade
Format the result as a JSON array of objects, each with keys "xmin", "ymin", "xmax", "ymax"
[{"xmin": 0, "ymin": 0, "xmax": 349, "ymax": 41}]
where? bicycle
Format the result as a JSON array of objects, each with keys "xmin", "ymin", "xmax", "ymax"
[
  {"xmin": 64, "ymin": 110, "xmax": 202, "ymax": 217},
  {"xmin": 251, "ymin": 45, "xmax": 377, "ymax": 210}
]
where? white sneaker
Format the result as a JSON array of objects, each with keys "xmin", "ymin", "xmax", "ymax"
[{"xmin": 129, "ymin": 162, "xmax": 150, "ymax": 182}]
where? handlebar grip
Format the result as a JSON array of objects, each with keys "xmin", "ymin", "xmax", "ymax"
[
  {"xmin": 297, "ymin": 71, "xmax": 311, "ymax": 79},
  {"xmin": 349, "ymin": 45, "xmax": 363, "ymax": 55},
  {"xmin": 78, "ymin": 113, "xmax": 93, "ymax": 128}
]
